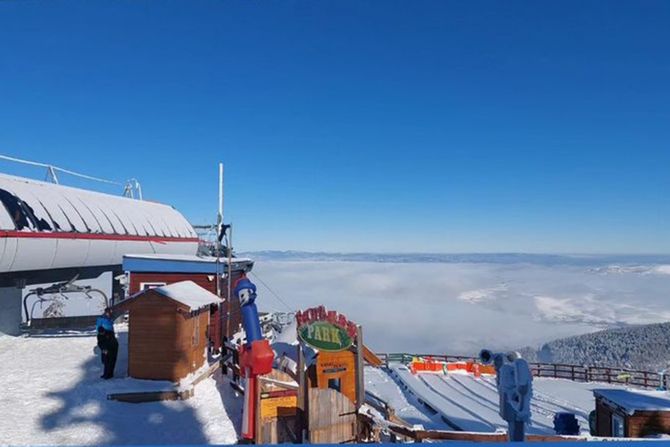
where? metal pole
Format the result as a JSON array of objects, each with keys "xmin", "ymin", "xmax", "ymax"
[
  {"xmin": 226, "ymin": 224, "xmax": 233, "ymax": 338},
  {"xmin": 216, "ymin": 163, "xmax": 223, "ymax": 297},
  {"xmin": 219, "ymin": 163, "xmax": 224, "ymax": 230}
]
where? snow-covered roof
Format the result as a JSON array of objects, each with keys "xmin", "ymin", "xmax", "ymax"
[
  {"xmin": 0, "ymin": 173, "xmax": 196, "ymax": 238},
  {"xmin": 594, "ymin": 389, "xmax": 670, "ymax": 414},
  {"xmin": 153, "ymin": 281, "xmax": 222, "ymax": 311}
]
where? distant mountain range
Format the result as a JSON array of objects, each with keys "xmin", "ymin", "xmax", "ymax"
[
  {"xmin": 518, "ymin": 322, "xmax": 670, "ymax": 372},
  {"xmin": 240, "ymin": 250, "xmax": 670, "ymax": 267}
]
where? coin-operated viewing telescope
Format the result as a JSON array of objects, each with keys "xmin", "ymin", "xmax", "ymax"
[{"xmin": 479, "ymin": 349, "xmax": 533, "ymax": 441}]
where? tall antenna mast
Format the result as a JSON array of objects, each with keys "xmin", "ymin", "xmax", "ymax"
[
  {"xmin": 218, "ymin": 163, "xmax": 224, "ymax": 239},
  {"xmin": 216, "ymin": 163, "xmax": 224, "ymax": 297}
]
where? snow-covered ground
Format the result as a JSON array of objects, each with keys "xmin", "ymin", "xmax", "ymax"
[
  {"xmin": 0, "ymin": 312, "xmax": 659, "ymax": 444},
  {"xmin": 366, "ymin": 364, "xmax": 628, "ymax": 436},
  {"xmin": 0, "ymin": 325, "xmax": 242, "ymax": 445}
]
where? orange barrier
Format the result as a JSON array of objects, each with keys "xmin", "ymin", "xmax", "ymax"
[{"xmin": 409, "ymin": 358, "xmax": 495, "ymax": 376}]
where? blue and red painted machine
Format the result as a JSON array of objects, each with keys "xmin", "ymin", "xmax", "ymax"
[{"xmin": 235, "ymin": 274, "xmax": 275, "ymax": 441}]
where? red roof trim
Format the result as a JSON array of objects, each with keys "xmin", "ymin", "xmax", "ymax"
[{"xmin": 0, "ymin": 230, "xmax": 199, "ymax": 244}]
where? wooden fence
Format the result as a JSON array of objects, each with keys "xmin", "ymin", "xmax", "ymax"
[{"xmin": 375, "ymin": 353, "xmax": 663, "ymax": 389}]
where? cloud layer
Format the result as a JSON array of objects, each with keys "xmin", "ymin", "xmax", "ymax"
[{"xmin": 252, "ymin": 260, "xmax": 670, "ymax": 355}]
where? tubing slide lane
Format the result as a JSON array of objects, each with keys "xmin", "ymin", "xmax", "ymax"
[
  {"xmin": 462, "ymin": 374, "xmax": 561, "ymax": 419},
  {"xmin": 417, "ymin": 374, "xmax": 501, "ymax": 432},
  {"xmin": 453, "ymin": 373, "xmax": 591, "ymax": 432},
  {"xmin": 390, "ymin": 365, "xmax": 463, "ymax": 430},
  {"xmin": 437, "ymin": 375, "xmax": 501, "ymax": 415},
  {"xmin": 438, "ymin": 374, "xmax": 554, "ymax": 435},
  {"xmin": 391, "ymin": 365, "xmax": 499, "ymax": 433}
]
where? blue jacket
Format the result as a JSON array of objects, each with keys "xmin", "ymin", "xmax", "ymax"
[{"xmin": 96, "ymin": 315, "xmax": 114, "ymax": 333}]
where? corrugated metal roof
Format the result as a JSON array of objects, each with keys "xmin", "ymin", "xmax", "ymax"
[{"xmin": 0, "ymin": 173, "xmax": 196, "ymax": 238}]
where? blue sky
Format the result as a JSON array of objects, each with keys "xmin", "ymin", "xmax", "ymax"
[{"xmin": 0, "ymin": 0, "xmax": 668, "ymax": 253}]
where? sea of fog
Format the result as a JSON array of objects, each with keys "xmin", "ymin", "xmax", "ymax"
[
  {"xmin": 25, "ymin": 253, "xmax": 670, "ymax": 356},
  {"xmin": 249, "ymin": 254, "xmax": 670, "ymax": 355}
]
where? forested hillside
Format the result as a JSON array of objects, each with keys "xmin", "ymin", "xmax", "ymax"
[{"xmin": 519, "ymin": 322, "xmax": 670, "ymax": 371}]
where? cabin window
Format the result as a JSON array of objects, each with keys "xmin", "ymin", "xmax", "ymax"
[
  {"xmin": 327, "ymin": 378, "xmax": 341, "ymax": 392},
  {"xmin": 612, "ymin": 413, "xmax": 625, "ymax": 437},
  {"xmin": 140, "ymin": 282, "xmax": 166, "ymax": 291}
]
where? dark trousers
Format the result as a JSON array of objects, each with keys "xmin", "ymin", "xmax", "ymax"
[{"xmin": 102, "ymin": 337, "xmax": 119, "ymax": 378}]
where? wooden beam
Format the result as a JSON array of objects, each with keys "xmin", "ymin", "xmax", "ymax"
[
  {"xmin": 355, "ymin": 325, "xmax": 364, "ymax": 410},
  {"xmin": 107, "ymin": 389, "xmax": 193, "ymax": 403}
]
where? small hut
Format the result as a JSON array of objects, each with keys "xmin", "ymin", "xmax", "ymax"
[
  {"xmin": 120, "ymin": 254, "xmax": 254, "ymax": 350},
  {"xmin": 115, "ymin": 280, "xmax": 222, "ymax": 382},
  {"xmin": 594, "ymin": 388, "xmax": 670, "ymax": 438}
]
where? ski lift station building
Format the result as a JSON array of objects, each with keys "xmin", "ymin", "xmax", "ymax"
[{"xmin": 0, "ymin": 173, "xmax": 199, "ymax": 335}]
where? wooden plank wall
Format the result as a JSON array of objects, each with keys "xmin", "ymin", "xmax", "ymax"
[
  {"xmin": 628, "ymin": 411, "xmax": 670, "ymax": 438},
  {"xmin": 127, "ymin": 292, "xmax": 209, "ymax": 382},
  {"xmin": 308, "ymin": 388, "xmax": 357, "ymax": 444}
]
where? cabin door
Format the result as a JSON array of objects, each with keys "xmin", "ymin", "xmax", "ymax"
[{"xmin": 307, "ymin": 388, "xmax": 357, "ymax": 443}]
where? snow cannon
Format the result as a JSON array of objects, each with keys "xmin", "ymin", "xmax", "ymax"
[
  {"xmin": 479, "ymin": 349, "xmax": 533, "ymax": 442},
  {"xmin": 235, "ymin": 275, "xmax": 274, "ymax": 441}
]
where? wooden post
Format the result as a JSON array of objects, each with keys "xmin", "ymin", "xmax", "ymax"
[
  {"xmin": 356, "ymin": 325, "xmax": 365, "ymax": 410},
  {"xmin": 297, "ymin": 344, "xmax": 306, "ymax": 442},
  {"xmin": 254, "ymin": 377, "xmax": 261, "ymax": 443}
]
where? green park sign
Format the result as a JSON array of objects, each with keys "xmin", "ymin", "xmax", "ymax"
[{"xmin": 298, "ymin": 320, "xmax": 353, "ymax": 352}]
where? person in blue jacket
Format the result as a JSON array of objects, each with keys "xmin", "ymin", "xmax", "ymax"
[{"xmin": 96, "ymin": 308, "xmax": 118, "ymax": 379}]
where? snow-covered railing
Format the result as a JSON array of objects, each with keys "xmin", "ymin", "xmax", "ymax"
[
  {"xmin": 531, "ymin": 363, "xmax": 662, "ymax": 389},
  {"xmin": 375, "ymin": 353, "xmax": 664, "ymax": 389}
]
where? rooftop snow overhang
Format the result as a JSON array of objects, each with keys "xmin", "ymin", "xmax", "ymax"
[{"xmin": 594, "ymin": 389, "xmax": 670, "ymax": 415}]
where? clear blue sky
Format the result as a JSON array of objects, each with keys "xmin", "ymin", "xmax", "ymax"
[{"xmin": 0, "ymin": 0, "xmax": 668, "ymax": 253}]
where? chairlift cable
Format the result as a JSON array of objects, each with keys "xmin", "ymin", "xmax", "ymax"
[
  {"xmin": 0, "ymin": 154, "xmax": 123, "ymax": 186},
  {"xmin": 248, "ymin": 271, "xmax": 293, "ymax": 311}
]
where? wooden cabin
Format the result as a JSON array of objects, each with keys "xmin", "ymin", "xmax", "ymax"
[
  {"xmin": 594, "ymin": 388, "xmax": 670, "ymax": 438},
  {"xmin": 120, "ymin": 254, "xmax": 254, "ymax": 349},
  {"xmin": 114, "ymin": 280, "xmax": 222, "ymax": 382}
]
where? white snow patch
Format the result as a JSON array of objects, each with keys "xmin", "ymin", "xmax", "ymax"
[
  {"xmin": 0, "ymin": 325, "xmax": 241, "ymax": 445},
  {"xmin": 458, "ymin": 284, "xmax": 507, "ymax": 304},
  {"xmin": 652, "ymin": 265, "xmax": 670, "ymax": 275},
  {"xmin": 153, "ymin": 281, "xmax": 222, "ymax": 311}
]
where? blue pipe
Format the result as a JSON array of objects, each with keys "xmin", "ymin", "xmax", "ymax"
[{"xmin": 235, "ymin": 277, "xmax": 263, "ymax": 345}]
